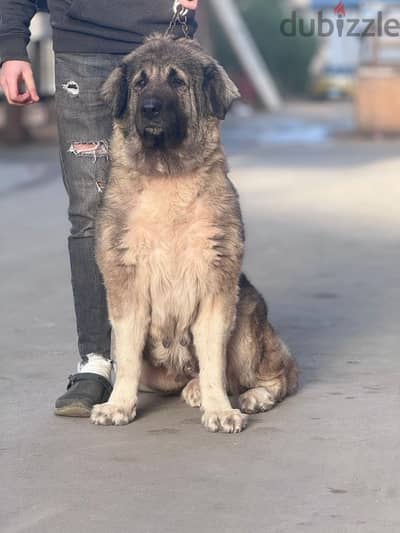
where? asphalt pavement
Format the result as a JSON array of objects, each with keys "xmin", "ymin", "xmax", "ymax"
[{"xmin": 1, "ymin": 104, "xmax": 400, "ymax": 532}]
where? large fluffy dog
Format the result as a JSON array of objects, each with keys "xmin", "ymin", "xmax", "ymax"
[{"xmin": 91, "ymin": 35, "xmax": 298, "ymax": 433}]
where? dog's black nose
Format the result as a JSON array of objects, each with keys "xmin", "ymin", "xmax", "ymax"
[{"xmin": 141, "ymin": 98, "xmax": 162, "ymax": 118}]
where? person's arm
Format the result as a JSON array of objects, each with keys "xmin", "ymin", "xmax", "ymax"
[{"xmin": 0, "ymin": 0, "xmax": 39, "ymax": 105}]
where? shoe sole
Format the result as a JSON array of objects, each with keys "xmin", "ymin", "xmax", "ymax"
[{"xmin": 54, "ymin": 402, "xmax": 92, "ymax": 418}]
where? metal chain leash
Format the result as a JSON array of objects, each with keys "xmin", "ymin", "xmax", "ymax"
[{"xmin": 165, "ymin": 1, "xmax": 191, "ymax": 39}]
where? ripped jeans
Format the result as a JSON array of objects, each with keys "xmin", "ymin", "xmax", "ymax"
[{"xmin": 55, "ymin": 53, "xmax": 124, "ymax": 360}]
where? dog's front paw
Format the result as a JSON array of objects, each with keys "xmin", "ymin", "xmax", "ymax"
[
  {"xmin": 91, "ymin": 402, "xmax": 136, "ymax": 426},
  {"xmin": 182, "ymin": 378, "xmax": 201, "ymax": 408},
  {"xmin": 201, "ymin": 409, "xmax": 248, "ymax": 433}
]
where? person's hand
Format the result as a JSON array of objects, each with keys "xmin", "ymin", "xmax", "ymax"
[
  {"xmin": 0, "ymin": 60, "xmax": 40, "ymax": 105},
  {"xmin": 180, "ymin": 0, "xmax": 198, "ymax": 10}
]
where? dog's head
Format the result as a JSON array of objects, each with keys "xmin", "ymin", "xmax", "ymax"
[{"xmin": 102, "ymin": 35, "xmax": 240, "ymax": 167}]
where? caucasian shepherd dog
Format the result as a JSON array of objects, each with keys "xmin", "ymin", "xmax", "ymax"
[{"xmin": 91, "ymin": 35, "xmax": 298, "ymax": 433}]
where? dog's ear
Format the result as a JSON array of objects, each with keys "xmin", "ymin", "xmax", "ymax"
[
  {"xmin": 203, "ymin": 63, "xmax": 241, "ymax": 120},
  {"xmin": 102, "ymin": 63, "xmax": 129, "ymax": 119}
]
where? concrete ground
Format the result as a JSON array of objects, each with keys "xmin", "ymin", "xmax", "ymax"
[{"xmin": 1, "ymin": 104, "xmax": 399, "ymax": 532}]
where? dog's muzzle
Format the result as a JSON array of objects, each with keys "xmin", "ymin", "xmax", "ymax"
[
  {"xmin": 136, "ymin": 92, "xmax": 188, "ymax": 149},
  {"xmin": 141, "ymin": 98, "xmax": 162, "ymax": 120},
  {"xmin": 140, "ymin": 97, "xmax": 165, "ymax": 138}
]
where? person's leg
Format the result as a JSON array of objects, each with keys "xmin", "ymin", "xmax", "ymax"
[{"xmin": 53, "ymin": 53, "xmax": 123, "ymax": 416}]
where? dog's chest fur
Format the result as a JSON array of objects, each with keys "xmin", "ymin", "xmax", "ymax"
[
  {"xmin": 122, "ymin": 176, "xmax": 218, "ymax": 280},
  {"xmin": 116, "ymin": 175, "xmax": 233, "ymax": 372}
]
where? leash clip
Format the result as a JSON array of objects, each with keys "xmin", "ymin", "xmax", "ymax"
[
  {"xmin": 173, "ymin": 1, "xmax": 188, "ymax": 17},
  {"xmin": 165, "ymin": 2, "xmax": 191, "ymax": 39}
]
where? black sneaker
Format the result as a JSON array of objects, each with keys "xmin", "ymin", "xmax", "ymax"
[{"xmin": 54, "ymin": 373, "xmax": 113, "ymax": 417}]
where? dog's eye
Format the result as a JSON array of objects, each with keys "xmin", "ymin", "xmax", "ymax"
[
  {"xmin": 168, "ymin": 72, "xmax": 186, "ymax": 89},
  {"xmin": 135, "ymin": 76, "xmax": 148, "ymax": 90}
]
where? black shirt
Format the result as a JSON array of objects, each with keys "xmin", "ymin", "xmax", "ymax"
[{"xmin": 0, "ymin": 0, "xmax": 197, "ymax": 64}]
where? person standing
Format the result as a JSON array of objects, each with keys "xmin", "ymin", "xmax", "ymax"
[{"xmin": 0, "ymin": 0, "xmax": 198, "ymax": 416}]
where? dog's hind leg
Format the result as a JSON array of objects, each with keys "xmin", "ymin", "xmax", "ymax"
[
  {"xmin": 226, "ymin": 276, "xmax": 298, "ymax": 415},
  {"xmin": 238, "ymin": 322, "xmax": 299, "ymax": 415},
  {"xmin": 181, "ymin": 378, "xmax": 201, "ymax": 407}
]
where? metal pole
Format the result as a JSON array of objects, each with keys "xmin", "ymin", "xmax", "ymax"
[
  {"xmin": 196, "ymin": 2, "xmax": 215, "ymax": 55},
  {"xmin": 208, "ymin": 0, "xmax": 282, "ymax": 111}
]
